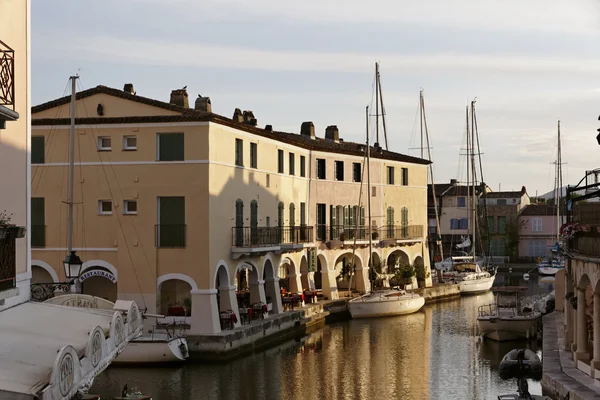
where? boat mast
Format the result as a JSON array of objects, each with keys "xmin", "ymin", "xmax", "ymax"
[
  {"xmin": 470, "ymin": 101, "xmax": 478, "ymax": 257},
  {"xmin": 67, "ymin": 76, "xmax": 78, "ymax": 253},
  {"xmin": 556, "ymin": 120, "xmax": 563, "ymax": 241},
  {"xmin": 421, "ymin": 90, "xmax": 444, "ymax": 262},
  {"xmin": 375, "ymin": 63, "xmax": 379, "ymax": 147},
  {"xmin": 366, "ymin": 105, "xmax": 373, "ymax": 290},
  {"xmin": 465, "ymin": 106, "xmax": 471, "ymax": 254},
  {"xmin": 377, "ymin": 65, "xmax": 389, "ymax": 150}
]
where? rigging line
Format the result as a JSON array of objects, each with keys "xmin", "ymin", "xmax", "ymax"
[
  {"xmin": 76, "ymin": 80, "xmax": 154, "ymax": 290},
  {"xmin": 346, "ymin": 119, "xmax": 370, "ymax": 297},
  {"xmin": 76, "ymin": 117, "xmax": 87, "ymax": 255},
  {"xmin": 32, "ymin": 79, "xmax": 71, "ymax": 195},
  {"xmin": 75, "ymin": 83, "xmax": 149, "ymax": 307}
]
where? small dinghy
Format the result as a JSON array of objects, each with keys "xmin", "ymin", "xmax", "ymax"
[
  {"xmin": 498, "ymin": 349, "xmax": 542, "ymax": 380},
  {"xmin": 497, "ymin": 349, "xmax": 549, "ymax": 400}
]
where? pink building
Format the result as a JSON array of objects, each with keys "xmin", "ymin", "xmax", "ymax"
[{"xmin": 518, "ymin": 204, "xmax": 559, "ymax": 260}]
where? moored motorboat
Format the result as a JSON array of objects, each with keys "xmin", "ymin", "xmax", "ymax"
[
  {"xmin": 537, "ymin": 257, "xmax": 564, "ymax": 276},
  {"xmin": 113, "ymin": 332, "xmax": 188, "ymax": 365},
  {"xmin": 444, "ymin": 262, "xmax": 497, "ymax": 295},
  {"xmin": 348, "ymin": 289, "xmax": 425, "ymax": 318},
  {"xmin": 478, "ymin": 288, "xmax": 542, "ymax": 341}
]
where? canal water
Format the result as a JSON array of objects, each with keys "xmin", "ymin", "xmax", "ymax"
[{"xmin": 92, "ymin": 271, "xmax": 554, "ymax": 400}]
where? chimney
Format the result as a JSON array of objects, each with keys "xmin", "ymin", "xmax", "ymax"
[
  {"xmin": 301, "ymin": 121, "xmax": 315, "ymax": 139},
  {"xmin": 450, "ymin": 179, "xmax": 458, "ymax": 185},
  {"xmin": 233, "ymin": 108, "xmax": 243, "ymax": 123},
  {"xmin": 325, "ymin": 125, "xmax": 340, "ymax": 143},
  {"xmin": 521, "ymin": 186, "xmax": 527, "ymax": 194},
  {"xmin": 123, "ymin": 83, "xmax": 135, "ymax": 95},
  {"xmin": 170, "ymin": 87, "xmax": 189, "ymax": 108},
  {"xmin": 265, "ymin": 125, "xmax": 273, "ymax": 132},
  {"xmin": 194, "ymin": 95, "xmax": 211, "ymax": 113},
  {"xmin": 243, "ymin": 110, "xmax": 257, "ymax": 126}
]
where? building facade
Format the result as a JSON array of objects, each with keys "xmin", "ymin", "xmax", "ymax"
[
  {"xmin": 31, "ymin": 84, "xmax": 433, "ymax": 334},
  {"xmin": 517, "ymin": 204, "xmax": 559, "ymax": 260},
  {"xmin": 482, "ymin": 187, "xmax": 530, "ymax": 260}
]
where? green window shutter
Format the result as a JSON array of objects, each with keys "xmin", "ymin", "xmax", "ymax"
[
  {"xmin": 31, "ymin": 197, "xmax": 45, "ymax": 247},
  {"xmin": 278, "ymin": 202, "xmax": 284, "ymax": 227},
  {"xmin": 158, "ymin": 133, "xmax": 184, "ymax": 161},
  {"xmin": 330, "ymin": 205, "xmax": 337, "ymax": 226},
  {"xmin": 158, "ymin": 196, "xmax": 186, "ymax": 247},
  {"xmin": 289, "ymin": 203, "xmax": 295, "ymax": 227},
  {"xmin": 387, "ymin": 207, "xmax": 394, "ymax": 226},
  {"xmin": 250, "ymin": 200, "xmax": 258, "ymax": 228},
  {"xmin": 360, "ymin": 207, "xmax": 365, "ymax": 226},
  {"xmin": 402, "ymin": 207, "xmax": 408, "ymax": 226},
  {"xmin": 32, "ymin": 136, "xmax": 45, "ymax": 164}
]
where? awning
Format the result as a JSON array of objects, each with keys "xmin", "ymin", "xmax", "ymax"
[{"xmin": 0, "ymin": 301, "xmax": 142, "ymax": 400}]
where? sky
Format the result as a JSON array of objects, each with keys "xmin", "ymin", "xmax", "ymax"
[{"xmin": 31, "ymin": 0, "xmax": 600, "ymax": 197}]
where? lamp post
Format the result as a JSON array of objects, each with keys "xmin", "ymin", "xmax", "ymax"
[{"xmin": 30, "ymin": 251, "xmax": 84, "ymax": 302}]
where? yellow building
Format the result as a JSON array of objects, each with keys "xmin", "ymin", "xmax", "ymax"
[{"xmin": 31, "ymin": 84, "xmax": 432, "ymax": 334}]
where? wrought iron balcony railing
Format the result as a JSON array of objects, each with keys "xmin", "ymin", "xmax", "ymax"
[
  {"xmin": 31, "ymin": 224, "xmax": 46, "ymax": 248},
  {"xmin": 232, "ymin": 226, "xmax": 314, "ymax": 248},
  {"xmin": 155, "ymin": 224, "xmax": 186, "ymax": 248},
  {"xmin": 378, "ymin": 225, "xmax": 423, "ymax": 241},
  {"xmin": 0, "ymin": 40, "xmax": 15, "ymax": 110},
  {"xmin": 0, "ymin": 235, "xmax": 16, "ymax": 292}
]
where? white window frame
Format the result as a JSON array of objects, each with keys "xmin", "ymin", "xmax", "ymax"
[
  {"xmin": 97, "ymin": 136, "xmax": 112, "ymax": 151},
  {"xmin": 98, "ymin": 200, "xmax": 113, "ymax": 215},
  {"xmin": 123, "ymin": 135, "xmax": 137, "ymax": 150},
  {"xmin": 123, "ymin": 200, "xmax": 138, "ymax": 215},
  {"xmin": 532, "ymin": 218, "xmax": 542, "ymax": 232}
]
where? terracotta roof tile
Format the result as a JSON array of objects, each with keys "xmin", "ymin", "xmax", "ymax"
[
  {"xmin": 520, "ymin": 204, "xmax": 557, "ymax": 216},
  {"xmin": 32, "ymin": 86, "xmax": 430, "ymax": 165}
]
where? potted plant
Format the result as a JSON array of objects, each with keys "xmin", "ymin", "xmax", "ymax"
[
  {"xmin": 399, "ymin": 264, "xmax": 416, "ymax": 288},
  {"xmin": 415, "ymin": 264, "xmax": 430, "ymax": 288},
  {"xmin": 0, "ymin": 211, "xmax": 25, "ymax": 239},
  {"xmin": 183, "ymin": 297, "xmax": 192, "ymax": 316}
]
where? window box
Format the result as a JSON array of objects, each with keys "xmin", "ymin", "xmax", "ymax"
[
  {"xmin": 123, "ymin": 135, "xmax": 137, "ymax": 150},
  {"xmin": 97, "ymin": 136, "xmax": 112, "ymax": 151}
]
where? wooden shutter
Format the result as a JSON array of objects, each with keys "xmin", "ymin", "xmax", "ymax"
[{"xmin": 159, "ymin": 133, "xmax": 184, "ymax": 161}]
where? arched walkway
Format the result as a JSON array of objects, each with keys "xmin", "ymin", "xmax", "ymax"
[
  {"xmin": 264, "ymin": 258, "xmax": 283, "ymax": 315},
  {"xmin": 414, "ymin": 255, "xmax": 427, "ymax": 288},
  {"xmin": 369, "ymin": 252, "xmax": 384, "ymax": 289},
  {"xmin": 279, "ymin": 257, "xmax": 299, "ymax": 293},
  {"xmin": 31, "ymin": 260, "xmax": 58, "ymax": 283},
  {"xmin": 235, "ymin": 262, "xmax": 262, "ymax": 307},
  {"xmin": 299, "ymin": 255, "xmax": 312, "ymax": 291},
  {"xmin": 157, "ymin": 274, "xmax": 197, "ymax": 316},
  {"xmin": 387, "ymin": 250, "xmax": 410, "ymax": 274},
  {"xmin": 333, "ymin": 252, "xmax": 362, "ymax": 291},
  {"xmin": 80, "ymin": 261, "xmax": 119, "ymax": 302}
]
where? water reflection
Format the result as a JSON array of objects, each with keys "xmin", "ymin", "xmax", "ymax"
[{"xmin": 92, "ymin": 272, "xmax": 546, "ymax": 399}]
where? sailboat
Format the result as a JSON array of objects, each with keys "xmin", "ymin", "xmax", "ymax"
[
  {"xmin": 538, "ymin": 121, "xmax": 565, "ymax": 276},
  {"xmin": 444, "ymin": 100, "xmax": 497, "ymax": 294},
  {"xmin": 347, "ymin": 64, "xmax": 425, "ymax": 319},
  {"xmin": 43, "ymin": 76, "xmax": 187, "ymax": 366}
]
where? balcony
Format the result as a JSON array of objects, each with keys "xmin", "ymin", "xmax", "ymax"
[
  {"xmin": 155, "ymin": 224, "xmax": 186, "ymax": 248},
  {"xmin": 31, "ymin": 224, "xmax": 46, "ymax": 248},
  {"xmin": 378, "ymin": 225, "xmax": 424, "ymax": 246},
  {"xmin": 0, "ymin": 40, "xmax": 17, "ymax": 127},
  {"xmin": 231, "ymin": 226, "xmax": 314, "ymax": 256},
  {"xmin": 571, "ymin": 231, "xmax": 600, "ymax": 258},
  {"xmin": 0, "ymin": 235, "xmax": 16, "ymax": 292}
]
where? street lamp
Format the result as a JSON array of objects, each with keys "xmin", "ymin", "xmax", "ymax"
[
  {"xmin": 63, "ymin": 250, "xmax": 83, "ymax": 281},
  {"xmin": 30, "ymin": 251, "xmax": 84, "ymax": 302}
]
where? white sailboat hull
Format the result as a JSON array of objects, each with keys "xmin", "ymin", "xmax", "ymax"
[
  {"xmin": 113, "ymin": 336, "xmax": 188, "ymax": 364},
  {"xmin": 348, "ymin": 290, "xmax": 425, "ymax": 318},
  {"xmin": 538, "ymin": 266, "xmax": 562, "ymax": 276},
  {"xmin": 478, "ymin": 315, "xmax": 542, "ymax": 341},
  {"xmin": 459, "ymin": 274, "xmax": 496, "ymax": 294}
]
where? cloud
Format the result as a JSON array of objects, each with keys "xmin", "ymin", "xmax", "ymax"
[
  {"xmin": 134, "ymin": 0, "xmax": 600, "ymax": 35},
  {"xmin": 35, "ymin": 34, "xmax": 600, "ymax": 77}
]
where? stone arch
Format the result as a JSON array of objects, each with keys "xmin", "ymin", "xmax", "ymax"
[
  {"xmin": 31, "ymin": 260, "xmax": 58, "ymax": 283},
  {"xmin": 213, "ymin": 260, "xmax": 231, "ymax": 289},
  {"xmin": 234, "ymin": 261, "xmax": 262, "ymax": 306},
  {"xmin": 387, "ymin": 249, "xmax": 410, "ymax": 273},
  {"xmin": 157, "ymin": 273, "xmax": 199, "ymax": 292},
  {"xmin": 299, "ymin": 255, "xmax": 311, "ymax": 291},
  {"xmin": 315, "ymin": 253, "xmax": 327, "ymax": 290},
  {"xmin": 81, "ymin": 260, "xmax": 118, "ymax": 280},
  {"xmin": 79, "ymin": 260, "xmax": 119, "ymax": 302},
  {"xmin": 263, "ymin": 257, "xmax": 283, "ymax": 314},
  {"xmin": 579, "ymin": 272, "xmax": 592, "ymax": 290},
  {"xmin": 413, "ymin": 255, "xmax": 427, "ymax": 288},
  {"xmin": 157, "ymin": 273, "xmax": 197, "ymax": 316},
  {"xmin": 279, "ymin": 257, "xmax": 295, "ymax": 292},
  {"xmin": 333, "ymin": 251, "xmax": 363, "ymax": 291}
]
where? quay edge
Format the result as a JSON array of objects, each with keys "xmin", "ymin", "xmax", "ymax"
[{"xmin": 187, "ymin": 285, "xmax": 460, "ymax": 362}]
